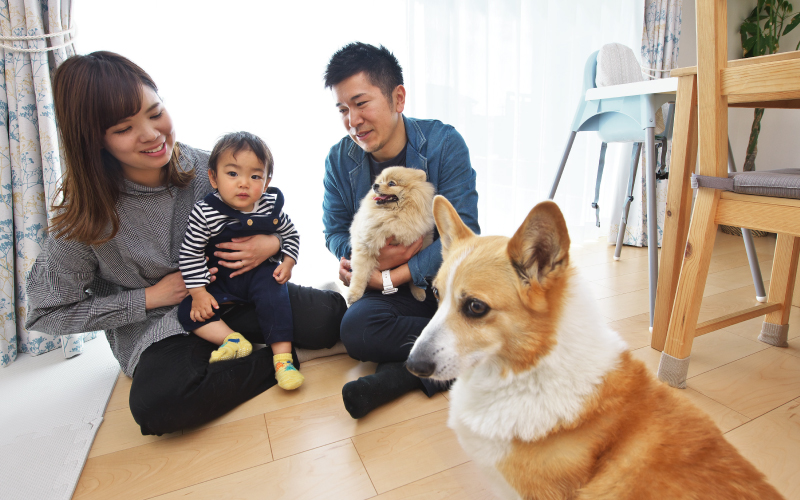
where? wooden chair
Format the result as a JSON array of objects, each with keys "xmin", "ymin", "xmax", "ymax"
[{"xmin": 655, "ymin": 0, "xmax": 800, "ymax": 388}]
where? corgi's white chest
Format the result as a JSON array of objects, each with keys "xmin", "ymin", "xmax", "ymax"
[{"xmin": 449, "ymin": 408, "xmax": 522, "ymax": 500}]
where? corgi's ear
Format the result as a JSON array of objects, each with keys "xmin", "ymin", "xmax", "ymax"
[
  {"xmin": 433, "ymin": 195, "xmax": 474, "ymax": 256},
  {"xmin": 507, "ymin": 200, "xmax": 570, "ymax": 288},
  {"xmin": 412, "ymin": 169, "xmax": 427, "ymax": 182}
]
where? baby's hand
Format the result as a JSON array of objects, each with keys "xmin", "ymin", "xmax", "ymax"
[
  {"xmin": 274, "ymin": 257, "xmax": 295, "ymax": 284},
  {"xmin": 190, "ymin": 289, "xmax": 219, "ymax": 322}
]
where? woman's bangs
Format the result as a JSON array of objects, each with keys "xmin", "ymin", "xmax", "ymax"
[{"xmin": 95, "ymin": 68, "xmax": 149, "ymax": 132}]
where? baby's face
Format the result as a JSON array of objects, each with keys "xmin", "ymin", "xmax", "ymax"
[{"xmin": 209, "ymin": 148, "xmax": 269, "ymax": 212}]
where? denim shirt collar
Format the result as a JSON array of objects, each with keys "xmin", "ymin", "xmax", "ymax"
[{"xmin": 346, "ymin": 115, "xmax": 429, "ymax": 196}]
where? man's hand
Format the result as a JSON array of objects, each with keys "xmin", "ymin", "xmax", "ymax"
[
  {"xmin": 376, "ymin": 236, "xmax": 424, "ymax": 271},
  {"xmin": 215, "ymin": 234, "xmax": 281, "ymax": 278},
  {"xmin": 145, "ymin": 271, "xmax": 189, "ymax": 310},
  {"xmin": 274, "ymin": 256, "xmax": 295, "ymax": 284},
  {"xmin": 189, "ymin": 288, "xmax": 219, "ymax": 322},
  {"xmin": 338, "ymin": 257, "xmax": 352, "ymax": 287}
]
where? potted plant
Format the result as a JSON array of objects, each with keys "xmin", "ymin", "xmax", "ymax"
[
  {"xmin": 739, "ymin": 0, "xmax": 800, "ymax": 172},
  {"xmin": 720, "ymin": 1, "xmax": 800, "ymax": 237}
]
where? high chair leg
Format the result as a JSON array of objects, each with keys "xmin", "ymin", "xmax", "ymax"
[
  {"xmin": 614, "ymin": 142, "xmax": 642, "ymax": 261},
  {"xmin": 548, "ymin": 131, "xmax": 577, "ymax": 199},
  {"xmin": 759, "ymin": 234, "xmax": 800, "ymax": 347},
  {"xmin": 657, "ymin": 188, "xmax": 721, "ymax": 388}
]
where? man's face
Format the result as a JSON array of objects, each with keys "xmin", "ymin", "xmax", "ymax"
[{"xmin": 333, "ymin": 72, "xmax": 406, "ymax": 162}]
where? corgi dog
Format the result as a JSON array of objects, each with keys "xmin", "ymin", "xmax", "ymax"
[
  {"xmin": 406, "ymin": 196, "xmax": 782, "ymax": 500},
  {"xmin": 347, "ymin": 166, "xmax": 435, "ymax": 305}
]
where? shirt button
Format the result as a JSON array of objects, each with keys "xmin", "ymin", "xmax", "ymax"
[
  {"xmin": 273, "ymin": 218, "xmax": 279, "ymax": 225},
  {"xmin": 247, "ymin": 219, "xmax": 253, "ymax": 226}
]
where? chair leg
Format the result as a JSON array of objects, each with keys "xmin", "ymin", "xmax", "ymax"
[
  {"xmin": 657, "ymin": 189, "xmax": 721, "ymax": 388},
  {"xmin": 726, "ymin": 137, "xmax": 767, "ymax": 302},
  {"xmin": 742, "ymin": 229, "xmax": 767, "ymax": 302},
  {"xmin": 592, "ymin": 142, "xmax": 608, "ymax": 227},
  {"xmin": 644, "ymin": 127, "xmax": 659, "ymax": 329},
  {"xmin": 652, "ymin": 75, "xmax": 698, "ymax": 351},
  {"xmin": 548, "ymin": 131, "xmax": 578, "ymax": 200},
  {"xmin": 759, "ymin": 234, "xmax": 800, "ymax": 347},
  {"xmin": 614, "ymin": 143, "xmax": 642, "ymax": 261}
]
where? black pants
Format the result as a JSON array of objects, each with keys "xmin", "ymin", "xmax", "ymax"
[
  {"xmin": 129, "ymin": 283, "xmax": 346, "ymax": 435},
  {"xmin": 340, "ymin": 285, "xmax": 445, "ymax": 396}
]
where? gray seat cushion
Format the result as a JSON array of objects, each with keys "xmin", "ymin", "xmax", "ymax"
[{"xmin": 692, "ymin": 169, "xmax": 800, "ymax": 200}]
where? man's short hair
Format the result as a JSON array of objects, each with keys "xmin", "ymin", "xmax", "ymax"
[{"xmin": 324, "ymin": 42, "xmax": 404, "ymax": 102}]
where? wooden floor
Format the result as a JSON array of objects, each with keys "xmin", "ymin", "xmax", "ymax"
[{"xmin": 74, "ymin": 231, "xmax": 800, "ymax": 500}]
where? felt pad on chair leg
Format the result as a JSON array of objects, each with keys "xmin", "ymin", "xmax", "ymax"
[
  {"xmin": 657, "ymin": 352, "xmax": 690, "ymax": 389},
  {"xmin": 758, "ymin": 322, "xmax": 789, "ymax": 347}
]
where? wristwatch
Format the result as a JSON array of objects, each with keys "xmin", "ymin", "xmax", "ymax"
[{"xmin": 381, "ymin": 270, "xmax": 398, "ymax": 295}]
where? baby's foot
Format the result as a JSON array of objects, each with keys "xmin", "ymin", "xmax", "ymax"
[
  {"xmin": 209, "ymin": 332, "xmax": 252, "ymax": 363},
  {"xmin": 273, "ymin": 353, "xmax": 304, "ymax": 390}
]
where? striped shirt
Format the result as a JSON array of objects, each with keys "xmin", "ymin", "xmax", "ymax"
[
  {"xmin": 180, "ymin": 190, "xmax": 299, "ymax": 288},
  {"xmin": 25, "ymin": 145, "xmax": 219, "ymax": 377}
]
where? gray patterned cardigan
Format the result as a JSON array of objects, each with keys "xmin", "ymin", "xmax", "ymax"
[{"xmin": 25, "ymin": 145, "xmax": 213, "ymax": 377}]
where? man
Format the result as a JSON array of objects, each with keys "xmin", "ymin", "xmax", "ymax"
[{"xmin": 323, "ymin": 42, "xmax": 479, "ymax": 418}]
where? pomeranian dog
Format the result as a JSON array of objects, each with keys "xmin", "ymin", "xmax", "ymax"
[
  {"xmin": 406, "ymin": 196, "xmax": 783, "ymax": 500},
  {"xmin": 347, "ymin": 166, "xmax": 435, "ymax": 306}
]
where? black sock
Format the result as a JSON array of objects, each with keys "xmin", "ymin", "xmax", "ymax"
[{"xmin": 342, "ymin": 362, "xmax": 423, "ymax": 419}]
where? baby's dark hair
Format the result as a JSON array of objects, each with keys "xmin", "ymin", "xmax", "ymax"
[
  {"xmin": 324, "ymin": 42, "xmax": 403, "ymax": 102},
  {"xmin": 208, "ymin": 131, "xmax": 274, "ymax": 178}
]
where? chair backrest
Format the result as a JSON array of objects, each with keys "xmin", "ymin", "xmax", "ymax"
[{"xmin": 595, "ymin": 43, "xmax": 642, "ymax": 87}]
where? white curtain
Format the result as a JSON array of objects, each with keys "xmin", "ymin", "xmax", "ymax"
[
  {"xmin": 0, "ymin": 0, "xmax": 90, "ymax": 368},
  {"xmin": 405, "ymin": 0, "xmax": 645, "ymax": 240}
]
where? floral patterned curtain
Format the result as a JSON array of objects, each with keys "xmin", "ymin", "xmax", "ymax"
[
  {"xmin": 608, "ymin": 0, "xmax": 682, "ymax": 247},
  {"xmin": 0, "ymin": 0, "xmax": 93, "ymax": 368}
]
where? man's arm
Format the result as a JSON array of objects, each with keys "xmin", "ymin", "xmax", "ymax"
[
  {"xmin": 408, "ymin": 128, "xmax": 479, "ymax": 287},
  {"xmin": 322, "ymin": 152, "xmax": 354, "ymax": 260}
]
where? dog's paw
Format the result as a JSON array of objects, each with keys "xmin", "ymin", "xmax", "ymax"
[{"xmin": 410, "ymin": 285, "xmax": 426, "ymax": 302}]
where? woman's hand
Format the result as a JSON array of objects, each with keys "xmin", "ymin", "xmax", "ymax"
[
  {"xmin": 215, "ymin": 234, "xmax": 280, "ymax": 278},
  {"xmin": 145, "ymin": 271, "xmax": 189, "ymax": 310},
  {"xmin": 376, "ymin": 236, "xmax": 424, "ymax": 271}
]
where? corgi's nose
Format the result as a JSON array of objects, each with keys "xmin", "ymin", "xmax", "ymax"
[
  {"xmin": 373, "ymin": 183, "xmax": 379, "ymax": 191},
  {"xmin": 405, "ymin": 358, "xmax": 435, "ymax": 378}
]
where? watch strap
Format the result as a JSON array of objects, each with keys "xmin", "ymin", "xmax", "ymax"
[{"xmin": 381, "ymin": 270, "xmax": 398, "ymax": 295}]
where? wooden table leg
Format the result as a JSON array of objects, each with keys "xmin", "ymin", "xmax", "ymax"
[{"xmin": 651, "ymin": 74, "xmax": 698, "ymax": 351}]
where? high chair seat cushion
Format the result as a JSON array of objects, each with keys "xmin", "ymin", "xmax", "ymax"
[
  {"xmin": 692, "ymin": 168, "xmax": 800, "ymax": 200},
  {"xmin": 595, "ymin": 43, "xmax": 666, "ymax": 135},
  {"xmin": 596, "ymin": 43, "xmax": 643, "ymax": 87}
]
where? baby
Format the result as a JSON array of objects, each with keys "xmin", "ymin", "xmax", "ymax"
[{"xmin": 177, "ymin": 131, "xmax": 303, "ymax": 390}]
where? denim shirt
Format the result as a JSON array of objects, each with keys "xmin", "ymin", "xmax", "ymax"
[{"xmin": 322, "ymin": 115, "xmax": 480, "ymax": 288}]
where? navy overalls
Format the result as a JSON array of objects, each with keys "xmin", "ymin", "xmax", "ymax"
[{"xmin": 177, "ymin": 190, "xmax": 293, "ymax": 345}]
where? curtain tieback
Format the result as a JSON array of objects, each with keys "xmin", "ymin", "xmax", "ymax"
[{"xmin": 0, "ymin": 26, "xmax": 76, "ymax": 53}]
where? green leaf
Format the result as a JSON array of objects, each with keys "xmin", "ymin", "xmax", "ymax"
[
  {"xmin": 742, "ymin": 23, "xmax": 760, "ymax": 35},
  {"xmin": 784, "ymin": 13, "xmax": 800, "ymax": 34},
  {"xmin": 743, "ymin": 36, "xmax": 758, "ymax": 54}
]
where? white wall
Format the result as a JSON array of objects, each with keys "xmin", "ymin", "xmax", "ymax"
[{"xmin": 678, "ymin": 0, "xmax": 800, "ymax": 171}]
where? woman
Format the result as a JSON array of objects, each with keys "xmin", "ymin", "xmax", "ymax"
[{"xmin": 25, "ymin": 51, "xmax": 346, "ymax": 436}]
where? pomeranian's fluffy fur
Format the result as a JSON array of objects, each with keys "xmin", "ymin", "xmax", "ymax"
[
  {"xmin": 347, "ymin": 167, "xmax": 435, "ymax": 305},
  {"xmin": 406, "ymin": 196, "xmax": 783, "ymax": 500}
]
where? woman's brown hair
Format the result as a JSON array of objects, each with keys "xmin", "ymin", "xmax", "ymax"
[{"xmin": 50, "ymin": 51, "xmax": 194, "ymax": 245}]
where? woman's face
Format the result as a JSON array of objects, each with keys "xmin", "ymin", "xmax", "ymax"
[{"xmin": 103, "ymin": 85, "xmax": 176, "ymax": 185}]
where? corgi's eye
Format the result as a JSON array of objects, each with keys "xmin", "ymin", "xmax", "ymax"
[
  {"xmin": 388, "ymin": 181, "xmax": 396, "ymax": 187},
  {"xmin": 431, "ymin": 287, "xmax": 439, "ymax": 301},
  {"xmin": 463, "ymin": 298, "xmax": 489, "ymax": 318}
]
